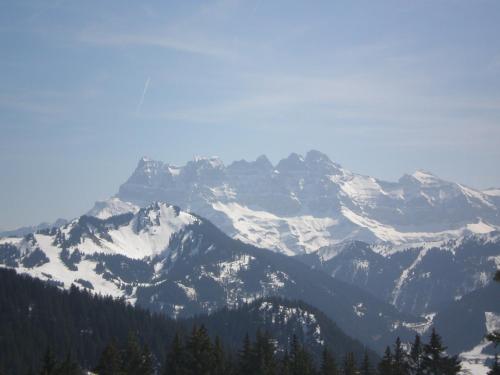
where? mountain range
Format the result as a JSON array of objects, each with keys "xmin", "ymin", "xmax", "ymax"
[
  {"xmin": 1, "ymin": 150, "xmax": 500, "ymax": 373},
  {"xmin": 0, "ymin": 268, "xmax": 378, "ymax": 374},
  {"xmin": 90, "ymin": 150, "xmax": 500, "ymax": 255},
  {"xmin": 0, "ymin": 202, "xmax": 424, "ymax": 352}
]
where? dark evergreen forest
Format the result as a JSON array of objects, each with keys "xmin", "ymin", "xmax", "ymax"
[{"xmin": 0, "ymin": 269, "xmax": 463, "ymax": 374}]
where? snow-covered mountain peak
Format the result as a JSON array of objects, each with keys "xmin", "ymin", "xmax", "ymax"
[
  {"xmin": 227, "ymin": 156, "xmax": 274, "ymax": 178},
  {"xmin": 50, "ymin": 201, "xmax": 200, "ymax": 259},
  {"xmin": 101, "ymin": 151, "xmax": 500, "ymax": 254},
  {"xmin": 191, "ymin": 155, "xmax": 224, "ymax": 169},
  {"xmin": 87, "ymin": 197, "xmax": 139, "ymax": 219},
  {"xmin": 305, "ymin": 149, "xmax": 339, "ymax": 168},
  {"xmin": 304, "ymin": 150, "xmax": 344, "ymax": 176},
  {"xmin": 182, "ymin": 156, "xmax": 225, "ymax": 184},
  {"xmin": 397, "ymin": 170, "xmax": 447, "ymax": 188},
  {"xmin": 276, "ymin": 152, "xmax": 306, "ymax": 171},
  {"xmin": 410, "ymin": 170, "xmax": 441, "ymax": 185},
  {"xmin": 128, "ymin": 157, "xmax": 166, "ymax": 187},
  {"xmin": 133, "ymin": 201, "xmax": 196, "ymax": 234}
]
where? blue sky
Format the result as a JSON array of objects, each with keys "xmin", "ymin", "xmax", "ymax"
[{"xmin": 1, "ymin": 0, "xmax": 500, "ymax": 229}]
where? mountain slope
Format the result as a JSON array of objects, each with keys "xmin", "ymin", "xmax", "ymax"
[
  {"xmin": 0, "ymin": 202, "xmax": 423, "ymax": 352},
  {"xmin": 90, "ymin": 151, "xmax": 499, "ymax": 255},
  {"xmin": 433, "ymin": 282, "xmax": 500, "ymax": 354},
  {"xmin": 431, "ymin": 282, "xmax": 500, "ymax": 374},
  {"xmin": 188, "ymin": 297, "xmax": 379, "ymax": 364},
  {"xmin": 0, "ymin": 268, "xmax": 378, "ymax": 374},
  {"xmin": 299, "ymin": 234, "xmax": 500, "ymax": 315}
]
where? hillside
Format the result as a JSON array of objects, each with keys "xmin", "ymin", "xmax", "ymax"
[{"xmin": 0, "ymin": 268, "xmax": 378, "ymax": 374}]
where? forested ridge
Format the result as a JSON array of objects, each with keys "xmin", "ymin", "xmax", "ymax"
[{"xmin": 0, "ymin": 269, "xmax": 463, "ymax": 374}]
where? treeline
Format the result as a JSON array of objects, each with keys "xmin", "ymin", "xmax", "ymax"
[
  {"xmin": 0, "ymin": 269, "xmax": 177, "ymax": 374},
  {"xmin": 26, "ymin": 326, "xmax": 464, "ymax": 375},
  {"xmin": 0, "ymin": 269, "xmax": 372, "ymax": 374},
  {"xmin": 0, "ymin": 268, "xmax": 483, "ymax": 375}
]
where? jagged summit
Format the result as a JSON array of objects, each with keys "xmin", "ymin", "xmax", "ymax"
[
  {"xmin": 95, "ymin": 151, "xmax": 500, "ymax": 255},
  {"xmin": 132, "ymin": 151, "xmax": 343, "ymax": 176},
  {"xmin": 191, "ymin": 155, "xmax": 224, "ymax": 168},
  {"xmin": 305, "ymin": 149, "xmax": 337, "ymax": 166},
  {"xmin": 403, "ymin": 169, "xmax": 443, "ymax": 185},
  {"xmin": 255, "ymin": 154, "xmax": 273, "ymax": 167}
]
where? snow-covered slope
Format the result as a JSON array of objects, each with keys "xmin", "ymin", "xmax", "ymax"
[
  {"xmin": 299, "ymin": 233, "xmax": 500, "ymax": 315},
  {"xmin": 0, "ymin": 202, "xmax": 424, "ymax": 352},
  {"xmin": 59, "ymin": 202, "xmax": 197, "ymax": 259},
  {"xmin": 87, "ymin": 197, "xmax": 139, "ymax": 219},
  {"xmin": 91, "ymin": 151, "xmax": 499, "ymax": 255},
  {"xmin": 431, "ymin": 282, "xmax": 500, "ymax": 374},
  {"xmin": 484, "ymin": 188, "xmax": 500, "ymax": 197}
]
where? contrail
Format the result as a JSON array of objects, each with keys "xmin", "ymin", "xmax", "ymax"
[{"xmin": 136, "ymin": 76, "xmax": 151, "ymax": 115}]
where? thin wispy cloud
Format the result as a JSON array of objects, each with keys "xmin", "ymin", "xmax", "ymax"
[
  {"xmin": 0, "ymin": 92, "xmax": 65, "ymax": 116},
  {"xmin": 152, "ymin": 70, "xmax": 500, "ymax": 123},
  {"xmin": 136, "ymin": 77, "xmax": 151, "ymax": 115},
  {"xmin": 78, "ymin": 31, "xmax": 235, "ymax": 59}
]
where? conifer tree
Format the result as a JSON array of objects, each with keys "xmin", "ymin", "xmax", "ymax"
[
  {"xmin": 393, "ymin": 337, "xmax": 409, "ymax": 375},
  {"xmin": 409, "ymin": 335, "xmax": 423, "ymax": 375},
  {"xmin": 54, "ymin": 353, "xmax": 82, "ymax": 375},
  {"xmin": 163, "ymin": 333, "xmax": 187, "ymax": 375},
  {"xmin": 253, "ymin": 331, "xmax": 277, "ymax": 375},
  {"xmin": 289, "ymin": 335, "xmax": 314, "ymax": 375},
  {"xmin": 95, "ymin": 341, "xmax": 123, "ymax": 375},
  {"xmin": 320, "ymin": 347, "xmax": 338, "ymax": 375},
  {"xmin": 489, "ymin": 354, "xmax": 500, "ymax": 375},
  {"xmin": 121, "ymin": 334, "xmax": 144, "ymax": 375},
  {"xmin": 40, "ymin": 348, "xmax": 57, "ymax": 375},
  {"xmin": 279, "ymin": 350, "xmax": 291, "ymax": 375},
  {"xmin": 238, "ymin": 333, "xmax": 254, "ymax": 375},
  {"xmin": 421, "ymin": 329, "xmax": 460, "ymax": 375},
  {"xmin": 360, "ymin": 350, "xmax": 374, "ymax": 375},
  {"xmin": 185, "ymin": 325, "xmax": 213, "ymax": 375},
  {"xmin": 343, "ymin": 352, "xmax": 357, "ymax": 375},
  {"xmin": 378, "ymin": 346, "xmax": 394, "ymax": 375},
  {"xmin": 487, "ymin": 271, "xmax": 500, "ymax": 346},
  {"xmin": 138, "ymin": 345, "xmax": 153, "ymax": 375},
  {"xmin": 213, "ymin": 336, "xmax": 227, "ymax": 375}
]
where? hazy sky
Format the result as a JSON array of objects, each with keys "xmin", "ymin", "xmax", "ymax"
[{"xmin": 1, "ymin": 0, "xmax": 500, "ymax": 229}]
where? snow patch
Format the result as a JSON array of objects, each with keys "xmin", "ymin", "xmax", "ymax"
[
  {"xmin": 176, "ymin": 282, "xmax": 197, "ymax": 301},
  {"xmin": 353, "ymin": 302, "xmax": 366, "ymax": 317},
  {"xmin": 213, "ymin": 202, "xmax": 338, "ymax": 255},
  {"xmin": 485, "ymin": 312, "xmax": 500, "ymax": 333},
  {"xmin": 258, "ymin": 302, "xmax": 324, "ymax": 345},
  {"xmin": 467, "ymin": 220, "xmax": 496, "ymax": 234},
  {"xmin": 458, "ymin": 311, "xmax": 500, "ymax": 374},
  {"xmin": 483, "ymin": 188, "xmax": 500, "ymax": 197},
  {"xmin": 104, "ymin": 203, "xmax": 197, "ymax": 258},
  {"xmin": 4, "ymin": 234, "xmax": 124, "ymax": 299},
  {"xmin": 460, "ymin": 340, "xmax": 492, "ymax": 375},
  {"xmin": 402, "ymin": 313, "xmax": 435, "ymax": 335}
]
